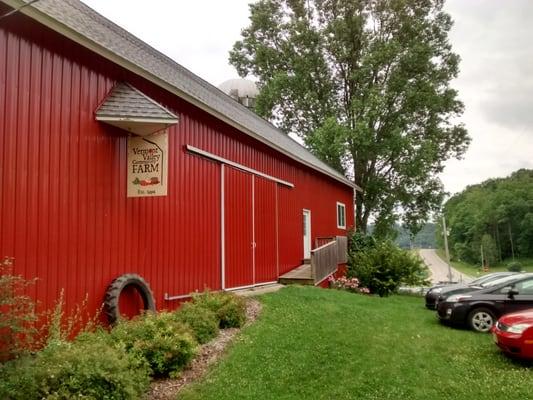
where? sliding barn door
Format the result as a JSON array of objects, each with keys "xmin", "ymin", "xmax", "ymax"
[
  {"xmin": 254, "ymin": 176, "xmax": 278, "ymax": 283},
  {"xmin": 224, "ymin": 167, "xmax": 253, "ymax": 288}
]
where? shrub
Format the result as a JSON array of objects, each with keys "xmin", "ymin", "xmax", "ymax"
[
  {"xmin": 507, "ymin": 261, "xmax": 523, "ymax": 272},
  {"xmin": 0, "ymin": 335, "xmax": 150, "ymax": 399},
  {"xmin": 348, "ymin": 230, "xmax": 377, "ymax": 255},
  {"xmin": 192, "ymin": 291, "xmax": 247, "ymax": 329},
  {"xmin": 109, "ymin": 312, "xmax": 197, "ymax": 377},
  {"xmin": 175, "ymin": 302, "xmax": 219, "ymax": 344},
  {"xmin": 328, "ymin": 275, "xmax": 370, "ymax": 294},
  {"xmin": 0, "ymin": 257, "xmax": 37, "ymax": 360},
  {"xmin": 348, "ymin": 241, "xmax": 429, "ymax": 297}
]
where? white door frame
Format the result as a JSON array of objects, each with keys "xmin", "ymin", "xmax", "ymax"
[{"xmin": 303, "ymin": 209, "xmax": 311, "ymax": 260}]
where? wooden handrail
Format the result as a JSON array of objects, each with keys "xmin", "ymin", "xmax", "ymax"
[
  {"xmin": 311, "ymin": 240, "xmax": 338, "ymax": 284},
  {"xmin": 310, "ymin": 236, "xmax": 348, "ymax": 284},
  {"xmin": 336, "ymin": 235, "xmax": 348, "ymax": 264},
  {"xmin": 315, "ymin": 236, "xmax": 335, "ymax": 248}
]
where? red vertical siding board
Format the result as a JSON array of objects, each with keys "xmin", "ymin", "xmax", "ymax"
[
  {"xmin": 24, "ymin": 43, "xmax": 42, "ymax": 303},
  {"xmin": 0, "ymin": 28, "xmax": 5, "ymax": 260},
  {"xmin": 2, "ymin": 32, "xmax": 18, "ymax": 266},
  {"xmin": 14, "ymin": 37, "xmax": 30, "ymax": 283}
]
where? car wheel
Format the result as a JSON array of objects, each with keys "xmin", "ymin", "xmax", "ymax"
[{"xmin": 467, "ymin": 307, "xmax": 496, "ymax": 333}]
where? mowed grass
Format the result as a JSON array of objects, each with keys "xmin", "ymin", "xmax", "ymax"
[{"xmin": 179, "ymin": 286, "xmax": 533, "ymax": 400}]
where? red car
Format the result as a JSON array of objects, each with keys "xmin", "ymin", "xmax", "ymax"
[{"xmin": 492, "ymin": 309, "xmax": 533, "ymax": 359}]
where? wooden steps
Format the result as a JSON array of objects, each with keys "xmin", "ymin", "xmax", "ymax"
[{"xmin": 278, "ymin": 263, "xmax": 314, "ymax": 285}]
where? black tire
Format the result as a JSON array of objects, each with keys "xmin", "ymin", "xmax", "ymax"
[
  {"xmin": 104, "ymin": 273, "xmax": 156, "ymax": 325},
  {"xmin": 467, "ymin": 307, "xmax": 496, "ymax": 333}
]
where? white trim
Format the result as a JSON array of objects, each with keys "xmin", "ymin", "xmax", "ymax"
[
  {"xmin": 95, "ymin": 116, "xmax": 179, "ymax": 125},
  {"xmin": 336, "ymin": 202, "xmax": 346, "ymax": 229},
  {"xmin": 163, "ymin": 292, "xmax": 192, "ymax": 301},
  {"xmin": 186, "ymin": 145, "xmax": 294, "ymax": 188},
  {"xmin": 3, "ymin": 0, "xmax": 357, "ymax": 190},
  {"xmin": 221, "ymin": 164, "xmax": 225, "ymax": 290},
  {"xmin": 224, "ymin": 281, "xmax": 279, "ymax": 292}
]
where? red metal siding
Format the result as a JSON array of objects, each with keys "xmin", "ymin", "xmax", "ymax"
[
  {"xmin": 0, "ymin": 14, "xmax": 354, "ymax": 319},
  {"xmin": 224, "ymin": 166, "xmax": 253, "ymax": 289},
  {"xmin": 254, "ymin": 176, "xmax": 277, "ymax": 284}
]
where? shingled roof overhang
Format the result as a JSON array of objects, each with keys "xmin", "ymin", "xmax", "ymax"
[
  {"xmin": 95, "ymin": 82, "xmax": 179, "ymax": 136},
  {"xmin": 1, "ymin": 0, "xmax": 361, "ymax": 191}
]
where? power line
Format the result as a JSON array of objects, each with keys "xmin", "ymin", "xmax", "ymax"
[{"xmin": 0, "ymin": 0, "xmax": 41, "ymax": 22}]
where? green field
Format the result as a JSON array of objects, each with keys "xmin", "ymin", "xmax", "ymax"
[{"xmin": 179, "ymin": 286, "xmax": 532, "ymax": 400}]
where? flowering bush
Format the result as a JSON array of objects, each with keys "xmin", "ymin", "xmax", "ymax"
[{"xmin": 328, "ymin": 276, "xmax": 370, "ymax": 294}]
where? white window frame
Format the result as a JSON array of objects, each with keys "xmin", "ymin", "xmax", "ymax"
[{"xmin": 336, "ymin": 202, "xmax": 346, "ymax": 229}]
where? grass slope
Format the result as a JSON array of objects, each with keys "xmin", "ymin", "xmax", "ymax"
[
  {"xmin": 179, "ymin": 286, "xmax": 532, "ymax": 400},
  {"xmin": 436, "ymin": 249, "xmax": 533, "ymax": 277}
]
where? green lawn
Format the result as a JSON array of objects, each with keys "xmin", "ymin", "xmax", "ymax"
[
  {"xmin": 179, "ymin": 286, "xmax": 532, "ymax": 400},
  {"xmin": 436, "ymin": 248, "xmax": 533, "ymax": 277}
]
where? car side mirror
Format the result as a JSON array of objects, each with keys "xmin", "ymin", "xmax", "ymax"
[{"xmin": 507, "ymin": 288, "xmax": 519, "ymax": 298}]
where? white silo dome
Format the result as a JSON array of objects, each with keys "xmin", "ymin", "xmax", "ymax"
[{"xmin": 219, "ymin": 78, "xmax": 259, "ymax": 99}]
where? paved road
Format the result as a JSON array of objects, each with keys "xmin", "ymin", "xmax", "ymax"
[{"xmin": 419, "ymin": 249, "xmax": 472, "ymax": 285}]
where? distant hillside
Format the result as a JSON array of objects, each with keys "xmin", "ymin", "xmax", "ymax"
[
  {"xmin": 395, "ymin": 223, "xmax": 437, "ymax": 249},
  {"xmin": 367, "ymin": 223, "xmax": 437, "ymax": 248}
]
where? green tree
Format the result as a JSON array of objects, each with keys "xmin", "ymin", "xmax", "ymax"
[
  {"xmin": 481, "ymin": 234, "xmax": 498, "ymax": 267},
  {"xmin": 230, "ymin": 0, "xmax": 470, "ymax": 236},
  {"xmin": 442, "ymin": 169, "xmax": 533, "ymax": 264}
]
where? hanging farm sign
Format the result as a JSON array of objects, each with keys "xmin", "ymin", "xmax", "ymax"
[{"xmin": 127, "ymin": 132, "xmax": 168, "ymax": 197}]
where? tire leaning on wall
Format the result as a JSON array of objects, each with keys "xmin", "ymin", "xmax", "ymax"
[{"xmin": 104, "ymin": 273, "xmax": 156, "ymax": 325}]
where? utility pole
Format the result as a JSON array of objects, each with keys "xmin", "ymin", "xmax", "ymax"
[
  {"xmin": 508, "ymin": 222, "xmax": 515, "ymax": 260},
  {"xmin": 481, "ymin": 244, "xmax": 484, "ymax": 270},
  {"xmin": 442, "ymin": 216, "xmax": 453, "ymax": 282}
]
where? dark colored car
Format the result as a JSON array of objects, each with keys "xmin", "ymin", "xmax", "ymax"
[
  {"xmin": 425, "ymin": 272, "xmax": 517, "ymax": 309},
  {"xmin": 492, "ymin": 309, "xmax": 533, "ymax": 359},
  {"xmin": 437, "ymin": 273, "xmax": 533, "ymax": 332}
]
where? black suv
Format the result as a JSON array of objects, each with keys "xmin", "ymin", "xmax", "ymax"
[{"xmin": 437, "ymin": 273, "xmax": 533, "ymax": 332}]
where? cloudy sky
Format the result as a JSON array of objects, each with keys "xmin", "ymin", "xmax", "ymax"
[{"xmin": 82, "ymin": 0, "xmax": 533, "ymax": 195}]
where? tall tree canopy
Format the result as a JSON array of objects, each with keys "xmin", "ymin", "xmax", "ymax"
[
  {"xmin": 442, "ymin": 169, "xmax": 533, "ymax": 264},
  {"xmin": 230, "ymin": 0, "xmax": 470, "ymax": 235}
]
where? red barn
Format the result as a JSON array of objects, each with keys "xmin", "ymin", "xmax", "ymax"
[{"xmin": 0, "ymin": 0, "xmax": 357, "ymax": 321}]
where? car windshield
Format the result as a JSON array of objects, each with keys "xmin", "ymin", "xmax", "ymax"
[
  {"xmin": 468, "ymin": 274, "xmax": 502, "ymax": 286},
  {"xmin": 470, "ymin": 273, "xmax": 512, "ymax": 286},
  {"xmin": 481, "ymin": 274, "xmax": 527, "ymax": 288}
]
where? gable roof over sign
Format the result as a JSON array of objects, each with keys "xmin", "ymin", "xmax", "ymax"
[
  {"xmin": 96, "ymin": 82, "xmax": 179, "ymax": 136},
  {"xmin": 96, "ymin": 82, "xmax": 178, "ymax": 121},
  {"xmin": 2, "ymin": 0, "xmax": 359, "ymax": 189}
]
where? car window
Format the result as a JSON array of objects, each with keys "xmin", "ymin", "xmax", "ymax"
[
  {"xmin": 470, "ymin": 275, "xmax": 494, "ymax": 285},
  {"xmin": 515, "ymin": 278, "xmax": 533, "ymax": 295},
  {"xmin": 472, "ymin": 273, "xmax": 510, "ymax": 286},
  {"xmin": 483, "ymin": 274, "xmax": 525, "ymax": 288}
]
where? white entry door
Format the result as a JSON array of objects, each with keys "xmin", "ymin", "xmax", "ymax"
[{"xmin": 303, "ymin": 209, "xmax": 311, "ymax": 260}]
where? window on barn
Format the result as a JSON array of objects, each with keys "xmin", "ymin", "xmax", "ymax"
[{"xmin": 336, "ymin": 202, "xmax": 346, "ymax": 229}]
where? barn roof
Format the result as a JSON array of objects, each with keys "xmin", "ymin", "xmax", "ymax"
[{"xmin": 2, "ymin": 0, "xmax": 359, "ymax": 190}]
